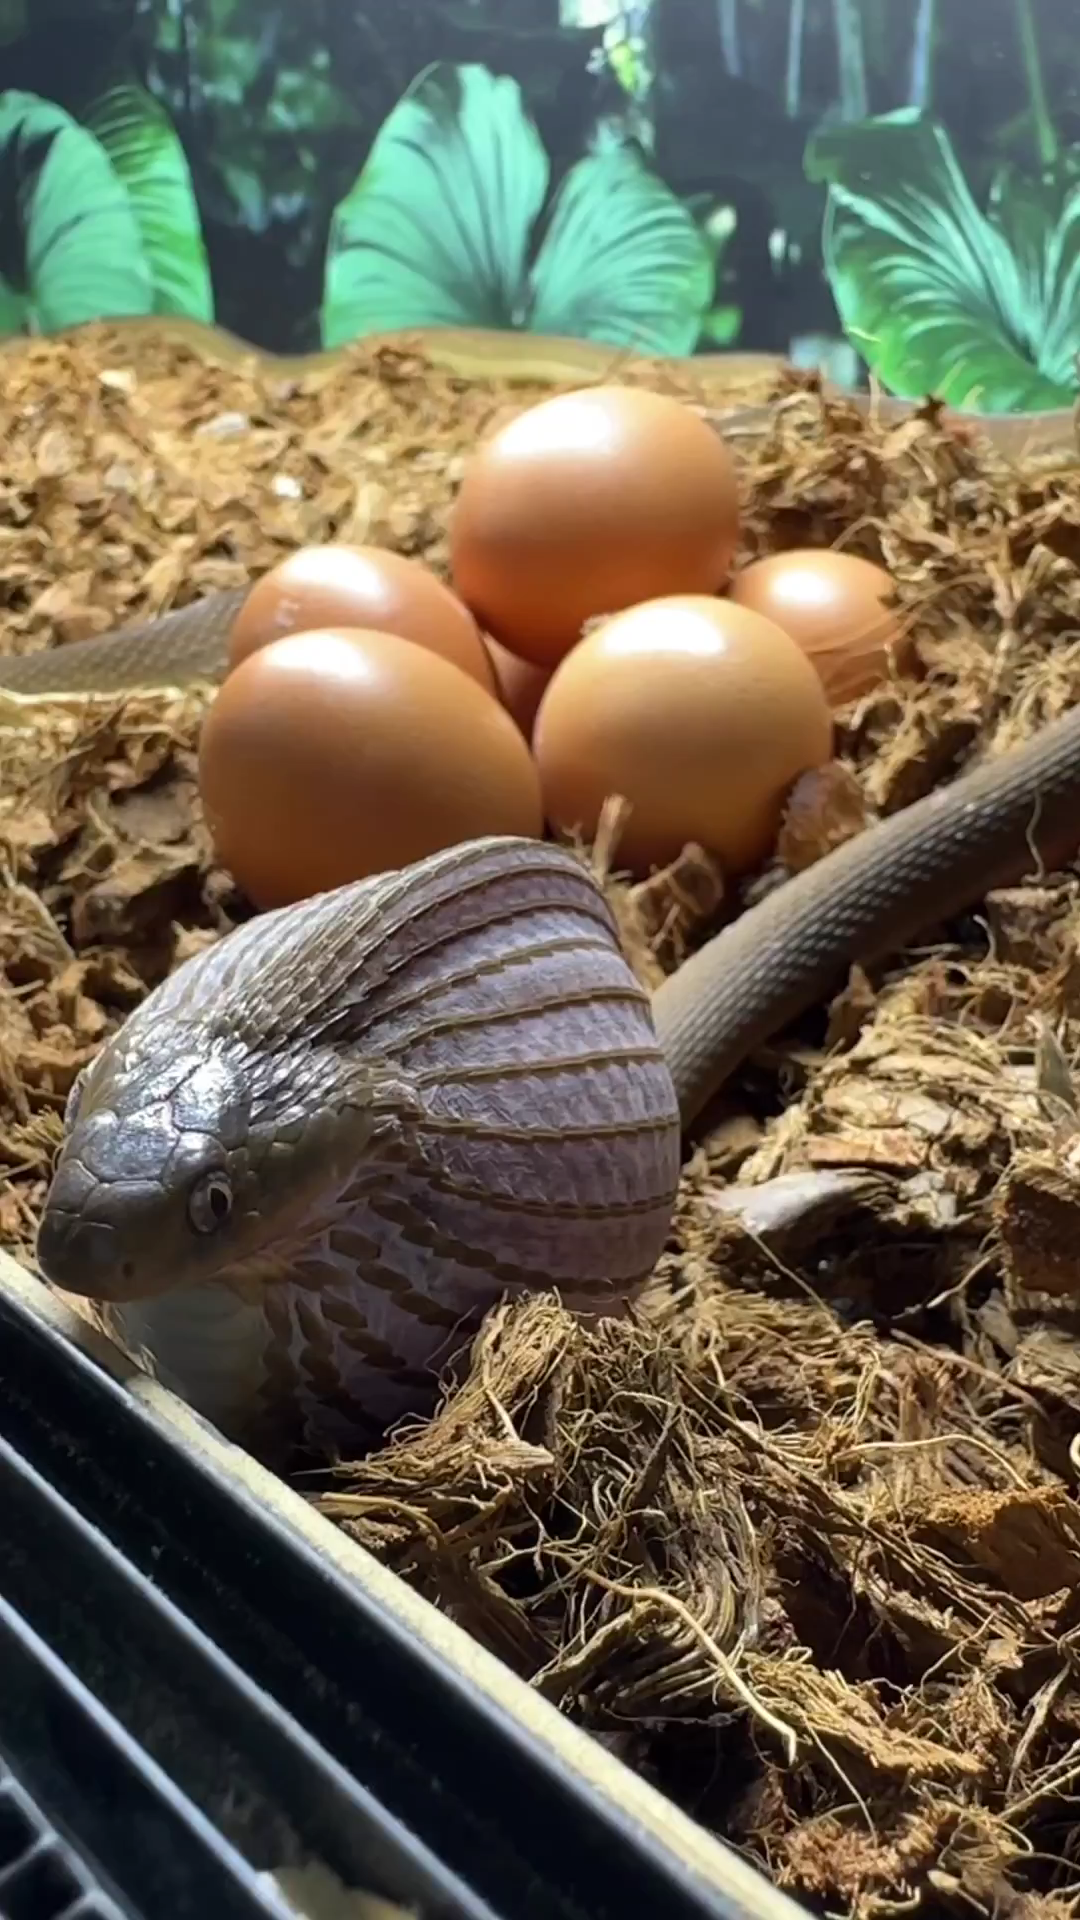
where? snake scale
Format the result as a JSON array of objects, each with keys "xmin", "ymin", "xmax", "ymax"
[{"xmin": 7, "ymin": 348, "xmax": 1080, "ymax": 1460}]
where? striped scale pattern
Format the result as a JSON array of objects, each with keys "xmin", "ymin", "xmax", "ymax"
[
  {"xmin": 0, "ymin": 589, "xmax": 247, "ymax": 695},
  {"xmin": 39, "ymin": 837, "xmax": 681, "ymax": 1458}
]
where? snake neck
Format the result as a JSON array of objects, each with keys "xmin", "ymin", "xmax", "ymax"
[{"xmin": 104, "ymin": 1112, "xmax": 680, "ymax": 1461}]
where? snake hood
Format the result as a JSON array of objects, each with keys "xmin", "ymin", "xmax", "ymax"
[
  {"xmin": 37, "ymin": 835, "xmax": 682, "ymax": 1316},
  {"xmin": 37, "ymin": 901, "xmax": 421, "ymax": 1305}
]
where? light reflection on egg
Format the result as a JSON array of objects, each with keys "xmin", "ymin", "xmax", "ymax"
[
  {"xmin": 533, "ymin": 594, "xmax": 834, "ymax": 876},
  {"xmin": 729, "ymin": 548, "xmax": 910, "ymax": 707},
  {"xmin": 199, "ymin": 627, "xmax": 542, "ymax": 909},
  {"xmin": 450, "ymin": 386, "xmax": 740, "ymax": 670},
  {"xmin": 228, "ymin": 544, "xmax": 495, "ymax": 691}
]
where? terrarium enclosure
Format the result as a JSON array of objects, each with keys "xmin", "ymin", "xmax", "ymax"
[{"xmin": 3, "ymin": 5, "xmax": 1080, "ymax": 1920}]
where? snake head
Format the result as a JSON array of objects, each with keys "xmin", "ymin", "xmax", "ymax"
[{"xmin": 36, "ymin": 1012, "xmax": 404, "ymax": 1304}]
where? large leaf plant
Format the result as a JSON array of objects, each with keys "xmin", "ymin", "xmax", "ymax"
[
  {"xmin": 83, "ymin": 82, "xmax": 213, "ymax": 322},
  {"xmin": 0, "ymin": 83, "xmax": 211, "ymax": 338},
  {"xmin": 806, "ymin": 108, "xmax": 1080, "ymax": 413},
  {"xmin": 321, "ymin": 62, "xmax": 713, "ymax": 357}
]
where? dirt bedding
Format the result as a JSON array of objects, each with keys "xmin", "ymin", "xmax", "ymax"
[{"xmin": 4, "ymin": 322, "xmax": 1080, "ymax": 1919}]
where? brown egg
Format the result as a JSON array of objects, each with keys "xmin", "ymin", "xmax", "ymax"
[
  {"xmin": 229, "ymin": 544, "xmax": 495, "ymax": 691},
  {"xmin": 450, "ymin": 386, "xmax": 739, "ymax": 670},
  {"xmin": 533, "ymin": 595, "xmax": 833, "ymax": 876},
  {"xmin": 485, "ymin": 637, "xmax": 552, "ymax": 741},
  {"xmin": 729, "ymin": 549, "xmax": 910, "ymax": 707},
  {"xmin": 199, "ymin": 628, "xmax": 543, "ymax": 908}
]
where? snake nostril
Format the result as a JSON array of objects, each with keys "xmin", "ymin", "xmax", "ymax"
[{"xmin": 37, "ymin": 1205, "xmax": 136, "ymax": 1301}]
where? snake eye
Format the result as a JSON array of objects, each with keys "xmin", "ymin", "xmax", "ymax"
[{"xmin": 188, "ymin": 1172, "xmax": 233, "ymax": 1235}]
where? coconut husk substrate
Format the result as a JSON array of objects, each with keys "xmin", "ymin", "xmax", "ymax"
[{"xmin": 5, "ymin": 323, "xmax": 1080, "ymax": 1920}]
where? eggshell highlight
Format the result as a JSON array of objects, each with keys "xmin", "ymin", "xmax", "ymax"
[
  {"xmin": 199, "ymin": 627, "xmax": 542, "ymax": 908},
  {"xmin": 729, "ymin": 548, "xmax": 910, "ymax": 706},
  {"xmin": 533, "ymin": 595, "xmax": 834, "ymax": 876},
  {"xmin": 229, "ymin": 544, "xmax": 494, "ymax": 691},
  {"xmin": 450, "ymin": 386, "xmax": 739, "ymax": 670}
]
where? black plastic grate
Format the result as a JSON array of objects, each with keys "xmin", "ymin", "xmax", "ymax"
[
  {"xmin": 0, "ymin": 1280, "xmax": 788, "ymax": 1920},
  {"xmin": 0, "ymin": 1759, "xmax": 127, "ymax": 1920},
  {"xmin": 0, "ymin": 1436, "xmax": 487, "ymax": 1920}
]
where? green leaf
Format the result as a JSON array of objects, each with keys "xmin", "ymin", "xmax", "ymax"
[
  {"xmin": 0, "ymin": 89, "xmax": 152, "ymax": 333},
  {"xmin": 0, "ymin": 273, "xmax": 27, "ymax": 337},
  {"xmin": 986, "ymin": 161, "xmax": 1080, "ymax": 388},
  {"xmin": 528, "ymin": 147, "xmax": 713, "ymax": 355},
  {"xmin": 321, "ymin": 61, "xmax": 712, "ymax": 356},
  {"xmin": 81, "ymin": 81, "xmax": 213, "ymax": 321},
  {"xmin": 806, "ymin": 109, "xmax": 1080, "ymax": 412},
  {"xmin": 322, "ymin": 63, "xmax": 547, "ymax": 344}
]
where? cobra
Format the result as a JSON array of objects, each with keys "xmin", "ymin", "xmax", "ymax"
[{"xmin": 10, "ymin": 382, "xmax": 1079, "ymax": 1460}]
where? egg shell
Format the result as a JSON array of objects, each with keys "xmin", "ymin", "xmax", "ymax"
[
  {"xmin": 485, "ymin": 637, "xmax": 552, "ymax": 741},
  {"xmin": 450, "ymin": 385, "xmax": 739, "ymax": 670},
  {"xmin": 533, "ymin": 595, "xmax": 834, "ymax": 876},
  {"xmin": 228, "ymin": 544, "xmax": 495, "ymax": 691},
  {"xmin": 199, "ymin": 627, "xmax": 543, "ymax": 909},
  {"xmin": 728, "ymin": 548, "xmax": 910, "ymax": 707}
]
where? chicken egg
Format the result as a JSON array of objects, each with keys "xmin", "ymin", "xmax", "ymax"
[
  {"xmin": 229, "ymin": 544, "xmax": 494, "ymax": 690},
  {"xmin": 485, "ymin": 637, "xmax": 552, "ymax": 741},
  {"xmin": 450, "ymin": 386, "xmax": 739, "ymax": 669},
  {"xmin": 199, "ymin": 628, "xmax": 542, "ymax": 908},
  {"xmin": 729, "ymin": 549, "xmax": 910, "ymax": 707},
  {"xmin": 533, "ymin": 595, "xmax": 833, "ymax": 876}
]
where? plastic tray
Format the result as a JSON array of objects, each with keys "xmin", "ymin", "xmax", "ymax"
[{"xmin": 0, "ymin": 1256, "xmax": 805, "ymax": 1920}]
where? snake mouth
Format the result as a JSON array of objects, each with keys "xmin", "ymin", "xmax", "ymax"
[
  {"xmin": 36, "ymin": 1205, "xmax": 150, "ymax": 1302},
  {"xmin": 36, "ymin": 1159, "xmax": 181, "ymax": 1304}
]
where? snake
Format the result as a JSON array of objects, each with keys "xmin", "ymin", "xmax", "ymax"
[{"xmin": 9, "ymin": 327, "xmax": 1080, "ymax": 1461}]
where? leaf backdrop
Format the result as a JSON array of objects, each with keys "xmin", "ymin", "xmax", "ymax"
[
  {"xmin": 806, "ymin": 109, "xmax": 1080, "ymax": 413},
  {"xmin": 0, "ymin": 81, "xmax": 212, "ymax": 336},
  {"xmin": 321, "ymin": 63, "xmax": 714, "ymax": 357}
]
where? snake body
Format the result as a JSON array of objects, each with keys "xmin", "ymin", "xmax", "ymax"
[
  {"xmin": 0, "ymin": 590, "xmax": 250, "ymax": 698},
  {"xmin": 15, "ymin": 360, "xmax": 1080, "ymax": 1457}
]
